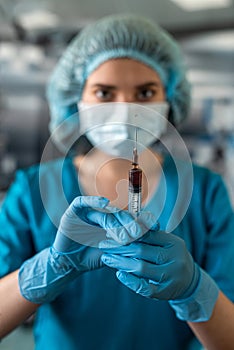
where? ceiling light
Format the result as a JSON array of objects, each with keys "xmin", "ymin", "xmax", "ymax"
[
  {"xmin": 17, "ymin": 10, "xmax": 59, "ymax": 30},
  {"xmin": 171, "ymin": 0, "xmax": 232, "ymax": 11}
]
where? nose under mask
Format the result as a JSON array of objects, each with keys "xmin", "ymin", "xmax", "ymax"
[{"xmin": 78, "ymin": 102, "xmax": 169, "ymax": 157}]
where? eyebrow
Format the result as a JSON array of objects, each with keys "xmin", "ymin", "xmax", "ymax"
[
  {"xmin": 90, "ymin": 83, "xmax": 116, "ymax": 90},
  {"xmin": 135, "ymin": 82, "xmax": 161, "ymax": 89},
  {"xmin": 90, "ymin": 82, "xmax": 161, "ymax": 89}
]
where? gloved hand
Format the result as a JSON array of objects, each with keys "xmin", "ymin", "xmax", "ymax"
[
  {"xmin": 100, "ymin": 229, "xmax": 219, "ymax": 322},
  {"xmin": 19, "ymin": 196, "xmax": 156, "ymax": 304}
]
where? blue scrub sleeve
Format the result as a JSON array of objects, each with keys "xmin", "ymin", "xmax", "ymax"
[
  {"xmin": 0, "ymin": 170, "xmax": 35, "ymax": 277},
  {"xmin": 204, "ymin": 173, "xmax": 234, "ymax": 301}
]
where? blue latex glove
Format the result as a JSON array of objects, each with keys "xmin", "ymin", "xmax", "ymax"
[
  {"xmin": 19, "ymin": 196, "xmax": 156, "ymax": 303},
  {"xmin": 100, "ymin": 229, "xmax": 219, "ymax": 322}
]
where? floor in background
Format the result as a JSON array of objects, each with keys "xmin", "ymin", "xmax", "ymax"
[{"xmin": 0, "ymin": 326, "xmax": 34, "ymax": 350}]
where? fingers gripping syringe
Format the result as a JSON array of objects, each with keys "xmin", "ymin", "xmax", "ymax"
[{"xmin": 128, "ymin": 128, "xmax": 142, "ymax": 217}]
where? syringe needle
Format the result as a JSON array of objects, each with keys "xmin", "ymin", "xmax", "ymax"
[
  {"xmin": 133, "ymin": 127, "xmax": 139, "ymax": 164},
  {"xmin": 135, "ymin": 127, "xmax": 138, "ymax": 150},
  {"xmin": 133, "ymin": 147, "xmax": 138, "ymax": 165}
]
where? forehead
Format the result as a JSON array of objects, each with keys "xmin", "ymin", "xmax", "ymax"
[{"xmin": 86, "ymin": 58, "xmax": 163, "ymax": 86}]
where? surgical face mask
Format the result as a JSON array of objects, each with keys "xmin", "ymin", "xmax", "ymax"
[{"xmin": 78, "ymin": 102, "xmax": 169, "ymax": 157}]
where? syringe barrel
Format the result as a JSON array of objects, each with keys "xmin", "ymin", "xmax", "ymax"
[
  {"xmin": 128, "ymin": 167, "xmax": 142, "ymax": 192},
  {"xmin": 128, "ymin": 167, "xmax": 142, "ymax": 215}
]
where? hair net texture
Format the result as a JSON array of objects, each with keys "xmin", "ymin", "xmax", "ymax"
[{"xmin": 46, "ymin": 14, "xmax": 191, "ymax": 147}]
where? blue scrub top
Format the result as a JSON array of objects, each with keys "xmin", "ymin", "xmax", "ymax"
[{"xmin": 0, "ymin": 155, "xmax": 234, "ymax": 350}]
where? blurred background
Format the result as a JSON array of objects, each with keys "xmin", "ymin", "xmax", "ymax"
[{"xmin": 0, "ymin": 1, "xmax": 234, "ymax": 347}]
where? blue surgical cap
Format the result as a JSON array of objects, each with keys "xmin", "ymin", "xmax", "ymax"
[{"xmin": 47, "ymin": 14, "xmax": 191, "ymax": 144}]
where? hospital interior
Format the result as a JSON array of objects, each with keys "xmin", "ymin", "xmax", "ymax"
[{"xmin": 0, "ymin": 0, "xmax": 234, "ymax": 349}]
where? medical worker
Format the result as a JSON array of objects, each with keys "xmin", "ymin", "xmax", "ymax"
[{"xmin": 0, "ymin": 14, "xmax": 234, "ymax": 350}]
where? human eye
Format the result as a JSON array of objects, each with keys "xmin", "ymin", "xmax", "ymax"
[
  {"xmin": 137, "ymin": 88, "xmax": 156, "ymax": 101},
  {"xmin": 94, "ymin": 88, "xmax": 113, "ymax": 101},
  {"xmin": 136, "ymin": 82, "xmax": 165, "ymax": 102}
]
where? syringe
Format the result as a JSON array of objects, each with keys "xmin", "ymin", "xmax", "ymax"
[{"xmin": 128, "ymin": 128, "xmax": 142, "ymax": 217}]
